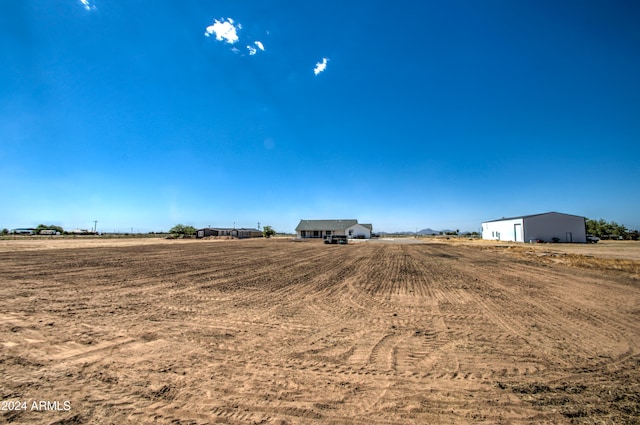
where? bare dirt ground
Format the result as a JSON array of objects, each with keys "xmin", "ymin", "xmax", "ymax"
[{"xmin": 1, "ymin": 238, "xmax": 639, "ymax": 424}]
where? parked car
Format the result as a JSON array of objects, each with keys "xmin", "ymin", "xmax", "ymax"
[
  {"xmin": 324, "ymin": 235, "xmax": 348, "ymax": 244},
  {"xmin": 586, "ymin": 235, "xmax": 600, "ymax": 243}
]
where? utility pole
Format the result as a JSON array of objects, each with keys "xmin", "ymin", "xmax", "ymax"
[
  {"xmin": 257, "ymin": 221, "xmax": 261, "ymax": 230},
  {"xmin": 93, "ymin": 220, "xmax": 98, "ymax": 233}
]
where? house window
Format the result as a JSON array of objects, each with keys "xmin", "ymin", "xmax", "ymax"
[
  {"xmin": 313, "ymin": 231, "xmax": 319, "ymax": 237},
  {"xmin": 348, "ymin": 230, "xmax": 353, "ymax": 236},
  {"xmin": 326, "ymin": 231, "xmax": 332, "ymax": 236},
  {"xmin": 300, "ymin": 230, "xmax": 306, "ymax": 237}
]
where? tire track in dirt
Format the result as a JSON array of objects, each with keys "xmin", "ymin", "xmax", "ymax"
[
  {"xmin": 454, "ymin": 247, "xmax": 639, "ymax": 372},
  {"xmin": 411, "ymin": 244, "xmax": 638, "ymax": 376},
  {"xmin": 2, "ymin": 239, "xmax": 639, "ymax": 424}
]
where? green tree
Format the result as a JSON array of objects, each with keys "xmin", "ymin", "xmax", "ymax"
[
  {"xmin": 1, "ymin": 228, "xmax": 8, "ymax": 235},
  {"xmin": 262, "ymin": 225, "xmax": 276, "ymax": 238},
  {"xmin": 610, "ymin": 222, "xmax": 628, "ymax": 238},
  {"xmin": 169, "ymin": 224, "xmax": 196, "ymax": 236},
  {"xmin": 35, "ymin": 224, "xmax": 64, "ymax": 234},
  {"xmin": 586, "ymin": 218, "xmax": 629, "ymax": 238}
]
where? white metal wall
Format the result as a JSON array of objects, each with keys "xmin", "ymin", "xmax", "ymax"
[{"xmin": 482, "ymin": 218, "xmax": 524, "ymax": 242}]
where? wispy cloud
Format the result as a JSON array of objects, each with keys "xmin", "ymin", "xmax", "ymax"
[
  {"xmin": 79, "ymin": 0, "xmax": 96, "ymax": 11},
  {"xmin": 248, "ymin": 41, "xmax": 266, "ymax": 56},
  {"xmin": 204, "ymin": 18, "xmax": 240, "ymax": 44},
  {"xmin": 314, "ymin": 58, "xmax": 328, "ymax": 76}
]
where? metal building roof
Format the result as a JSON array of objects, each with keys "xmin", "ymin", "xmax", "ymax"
[{"xmin": 482, "ymin": 211, "xmax": 586, "ymax": 223}]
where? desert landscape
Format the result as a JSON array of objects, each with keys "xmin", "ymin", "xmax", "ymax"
[{"xmin": 1, "ymin": 237, "xmax": 639, "ymax": 424}]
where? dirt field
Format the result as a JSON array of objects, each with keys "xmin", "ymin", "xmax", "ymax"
[{"xmin": 1, "ymin": 238, "xmax": 639, "ymax": 424}]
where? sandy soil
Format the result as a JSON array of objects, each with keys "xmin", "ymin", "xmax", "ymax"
[
  {"xmin": 1, "ymin": 238, "xmax": 639, "ymax": 424},
  {"xmin": 452, "ymin": 238, "xmax": 640, "ymax": 261},
  {"xmin": 0, "ymin": 237, "xmax": 192, "ymax": 253}
]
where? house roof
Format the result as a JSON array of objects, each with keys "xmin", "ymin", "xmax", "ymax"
[
  {"xmin": 295, "ymin": 219, "xmax": 358, "ymax": 231},
  {"xmin": 198, "ymin": 227, "xmax": 260, "ymax": 232},
  {"xmin": 482, "ymin": 211, "xmax": 586, "ymax": 223}
]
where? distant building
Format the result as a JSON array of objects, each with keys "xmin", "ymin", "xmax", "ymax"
[
  {"xmin": 481, "ymin": 212, "xmax": 587, "ymax": 243},
  {"xmin": 69, "ymin": 229, "xmax": 92, "ymax": 235},
  {"xmin": 295, "ymin": 219, "xmax": 372, "ymax": 239},
  {"xmin": 196, "ymin": 228, "xmax": 262, "ymax": 239},
  {"xmin": 11, "ymin": 228, "xmax": 35, "ymax": 235}
]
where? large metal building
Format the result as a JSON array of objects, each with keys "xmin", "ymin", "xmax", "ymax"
[{"xmin": 481, "ymin": 212, "xmax": 587, "ymax": 243}]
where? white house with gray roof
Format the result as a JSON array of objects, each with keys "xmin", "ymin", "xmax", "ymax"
[
  {"xmin": 482, "ymin": 212, "xmax": 587, "ymax": 243},
  {"xmin": 295, "ymin": 219, "xmax": 372, "ymax": 239}
]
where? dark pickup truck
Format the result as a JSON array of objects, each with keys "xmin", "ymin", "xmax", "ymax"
[
  {"xmin": 324, "ymin": 235, "xmax": 348, "ymax": 244},
  {"xmin": 586, "ymin": 235, "xmax": 600, "ymax": 243}
]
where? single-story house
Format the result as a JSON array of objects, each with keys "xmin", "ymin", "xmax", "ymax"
[
  {"xmin": 196, "ymin": 228, "xmax": 262, "ymax": 239},
  {"xmin": 481, "ymin": 212, "xmax": 587, "ymax": 243},
  {"xmin": 295, "ymin": 219, "xmax": 372, "ymax": 239},
  {"xmin": 11, "ymin": 228, "xmax": 35, "ymax": 235}
]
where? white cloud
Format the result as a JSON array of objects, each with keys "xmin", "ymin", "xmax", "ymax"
[
  {"xmin": 204, "ymin": 18, "xmax": 269, "ymax": 58},
  {"xmin": 204, "ymin": 18, "xmax": 239, "ymax": 44},
  {"xmin": 314, "ymin": 58, "xmax": 328, "ymax": 75},
  {"xmin": 79, "ymin": 0, "xmax": 95, "ymax": 10},
  {"xmin": 247, "ymin": 41, "xmax": 265, "ymax": 55}
]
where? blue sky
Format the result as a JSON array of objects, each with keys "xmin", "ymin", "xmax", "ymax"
[{"xmin": 1, "ymin": 0, "xmax": 639, "ymax": 233}]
